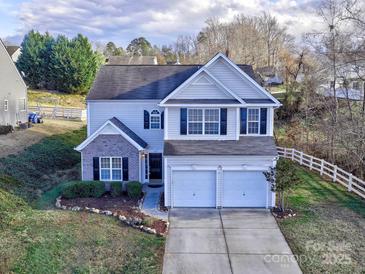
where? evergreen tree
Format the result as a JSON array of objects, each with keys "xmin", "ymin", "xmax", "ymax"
[{"xmin": 17, "ymin": 30, "xmax": 50, "ymax": 88}]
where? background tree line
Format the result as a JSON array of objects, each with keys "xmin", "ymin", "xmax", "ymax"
[{"xmin": 17, "ymin": 31, "xmax": 103, "ymax": 94}]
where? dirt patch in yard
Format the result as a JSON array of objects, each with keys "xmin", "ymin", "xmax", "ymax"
[
  {"xmin": 0, "ymin": 119, "xmax": 84, "ymax": 158},
  {"xmin": 61, "ymin": 193, "xmax": 140, "ymax": 211}
]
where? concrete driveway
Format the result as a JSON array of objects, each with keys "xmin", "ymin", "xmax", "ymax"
[{"xmin": 163, "ymin": 209, "xmax": 302, "ymax": 274}]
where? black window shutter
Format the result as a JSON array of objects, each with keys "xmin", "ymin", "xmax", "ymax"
[
  {"xmin": 122, "ymin": 157, "xmax": 129, "ymax": 181},
  {"xmin": 220, "ymin": 108, "xmax": 227, "ymax": 135},
  {"xmin": 161, "ymin": 111, "xmax": 164, "ymax": 129},
  {"xmin": 93, "ymin": 157, "xmax": 99, "ymax": 180},
  {"xmin": 260, "ymin": 108, "xmax": 267, "ymax": 135},
  {"xmin": 240, "ymin": 108, "xmax": 247, "ymax": 134},
  {"xmin": 144, "ymin": 110, "xmax": 149, "ymax": 129},
  {"xmin": 180, "ymin": 108, "xmax": 187, "ymax": 135}
]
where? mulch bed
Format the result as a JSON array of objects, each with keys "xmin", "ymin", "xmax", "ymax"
[
  {"xmin": 60, "ymin": 193, "xmax": 167, "ymax": 234},
  {"xmin": 272, "ymin": 207, "xmax": 296, "ymax": 219}
]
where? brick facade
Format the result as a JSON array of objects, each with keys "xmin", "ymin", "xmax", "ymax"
[{"xmin": 81, "ymin": 134, "xmax": 140, "ymax": 181}]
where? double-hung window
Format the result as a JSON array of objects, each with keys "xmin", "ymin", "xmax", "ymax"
[
  {"xmin": 100, "ymin": 157, "xmax": 122, "ymax": 181},
  {"xmin": 188, "ymin": 108, "xmax": 219, "ymax": 135},
  {"xmin": 4, "ymin": 100, "xmax": 8, "ymax": 111},
  {"xmin": 18, "ymin": 98, "xmax": 26, "ymax": 111},
  {"xmin": 150, "ymin": 110, "xmax": 160, "ymax": 129},
  {"xmin": 247, "ymin": 108, "xmax": 260, "ymax": 134}
]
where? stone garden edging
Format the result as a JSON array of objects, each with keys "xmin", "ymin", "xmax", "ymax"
[{"xmin": 55, "ymin": 196, "xmax": 168, "ymax": 237}]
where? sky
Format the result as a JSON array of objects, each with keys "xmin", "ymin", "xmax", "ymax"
[{"xmin": 0, "ymin": 0, "xmax": 324, "ymax": 47}]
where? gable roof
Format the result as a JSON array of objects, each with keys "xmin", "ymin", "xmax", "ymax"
[
  {"xmin": 0, "ymin": 39, "xmax": 26, "ymax": 89},
  {"xmin": 5, "ymin": 46, "xmax": 20, "ymax": 56},
  {"xmin": 75, "ymin": 117, "xmax": 147, "ymax": 151},
  {"xmin": 107, "ymin": 56, "xmax": 157, "ymax": 65},
  {"xmin": 109, "ymin": 117, "xmax": 148, "ymax": 148},
  {"xmin": 87, "ymin": 64, "xmax": 257, "ymax": 101}
]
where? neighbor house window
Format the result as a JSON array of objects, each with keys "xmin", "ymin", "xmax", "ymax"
[
  {"xmin": 150, "ymin": 110, "xmax": 160, "ymax": 129},
  {"xmin": 247, "ymin": 108, "xmax": 260, "ymax": 134},
  {"xmin": 100, "ymin": 157, "xmax": 122, "ymax": 181},
  {"xmin": 352, "ymin": 81, "xmax": 360, "ymax": 90},
  {"xmin": 18, "ymin": 98, "xmax": 26, "ymax": 111},
  {"xmin": 188, "ymin": 108, "xmax": 219, "ymax": 135},
  {"xmin": 4, "ymin": 100, "xmax": 8, "ymax": 111}
]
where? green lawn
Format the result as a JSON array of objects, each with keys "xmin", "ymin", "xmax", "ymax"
[
  {"xmin": 278, "ymin": 166, "xmax": 365, "ymax": 273},
  {"xmin": 0, "ymin": 126, "xmax": 165, "ymax": 273},
  {"xmin": 0, "ymin": 208, "xmax": 164, "ymax": 273}
]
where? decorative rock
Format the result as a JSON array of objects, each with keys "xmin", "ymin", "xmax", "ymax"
[
  {"xmin": 91, "ymin": 208, "xmax": 99, "ymax": 214},
  {"xmin": 102, "ymin": 210, "xmax": 113, "ymax": 216},
  {"xmin": 119, "ymin": 215, "xmax": 127, "ymax": 221}
]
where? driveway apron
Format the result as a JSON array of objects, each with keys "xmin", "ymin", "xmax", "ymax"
[{"xmin": 163, "ymin": 208, "xmax": 302, "ymax": 274}]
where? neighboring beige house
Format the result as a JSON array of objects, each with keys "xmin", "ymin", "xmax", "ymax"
[
  {"xmin": 106, "ymin": 56, "xmax": 158, "ymax": 65},
  {"xmin": 0, "ymin": 40, "xmax": 27, "ymax": 127},
  {"xmin": 5, "ymin": 45, "xmax": 21, "ymax": 63}
]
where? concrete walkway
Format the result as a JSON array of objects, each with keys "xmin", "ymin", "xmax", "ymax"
[
  {"xmin": 141, "ymin": 185, "xmax": 168, "ymax": 221},
  {"xmin": 163, "ymin": 209, "xmax": 302, "ymax": 274}
]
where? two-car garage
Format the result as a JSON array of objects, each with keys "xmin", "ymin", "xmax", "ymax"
[{"xmin": 171, "ymin": 169, "xmax": 270, "ymax": 208}]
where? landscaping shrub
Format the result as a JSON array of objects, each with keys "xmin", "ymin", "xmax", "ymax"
[
  {"xmin": 126, "ymin": 181, "xmax": 142, "ymax": 199},
  {"xmin": 62, "ymin": 181, "xmax": 105, "ymax": 199},
  {"xmin": 0, "ymin": 125, "xmax": 13, "ymax": 135},
  {"xmin": 110, "ymin": 182, "xmax": 123, "ymax": 197}
]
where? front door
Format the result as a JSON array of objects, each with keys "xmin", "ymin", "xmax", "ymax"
[{"xmin": 149, "ymin": 153, "xmax": 162, "ymax": 179}]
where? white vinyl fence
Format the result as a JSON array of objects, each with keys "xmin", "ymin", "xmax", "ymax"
[
  {"xmin": 29, "ymin": 106, "xmax": 86, "ymax": 121},
  {"xmin": 277, "ymin": 147, "xmax": 365, "ymax": 199}
]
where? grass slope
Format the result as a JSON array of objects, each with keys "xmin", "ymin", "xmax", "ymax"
[
  {"xmin": 1, "ymin": 210, "xmax": 164, "ymax": 274},
  {"xmin": 0, "ymin": 127, "xmax": 165, "ymax": 273},
  {"xmin": 278, "ymin": 166, "xmax": 365, "ymax": 273},
  {"xmin": 0, "ymin": 127, "xmax": 86, "ymax": 204},
  {"xmin": 28, "ymin": 89, "xmax": 86, "ymax": 108}
]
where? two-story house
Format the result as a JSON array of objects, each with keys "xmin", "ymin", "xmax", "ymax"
[{"xmin": 75, "ymin": 53, "xmax": 281, "ymax": 208}]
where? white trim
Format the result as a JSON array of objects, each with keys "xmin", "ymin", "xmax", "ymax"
[
  {"xmin": 247, "ymin": 108, "xmax": 260, "ymax": 135},
  {"xmin": 205, "ymin": 53, "xmax": 281, "ymax": 106},
  {"xmin": 81, "ymin": 153, "xmax": 84, "ymax": 180},
  {"xmin": 87, "ymin": 102, "xmax": 90, "ymax": 136},
  {"xmin": 191, "ymin": 75, "xmax": 214, "ymax": 85},
  {"xmin": 235, "ymin": 108, "xmax": 240, "ymax": 140},
  {"xmin": 75, "ymin": 119, "xmax": 144, "ymax": 151},
  {"xmin": 160, "ymin": 67, "xmax": 245, "ymax": 105},
  {"xmin": 0, "ymin": 39, "xmax": 27, "ymax": 89},
  {"xmin": 164, "ymin": 108, "xmax": 169, "ymax": 139}
]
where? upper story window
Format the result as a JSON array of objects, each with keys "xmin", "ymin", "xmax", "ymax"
[
  {"xmin": 188, "ymin": 108, "xmax": 220, "ymax": 135},
  {"xmin": 247, "ymin": 108, "xmax": 260, "ymax": 134},
  {"xmin": 150, "ymin": 110, "xmax": 160, "ymax": 129},
  {"xmin": 4, "ymin": 100, "xmax": 8, "ymax": 111}
]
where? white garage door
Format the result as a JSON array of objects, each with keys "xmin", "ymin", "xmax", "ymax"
[
  {"xmin": 223, "ymin": 171, "xmax": 267, "ymax": 207},
  {"xmin": 172, "ymin": 170, "xmax": 216, "ymax": 207}
]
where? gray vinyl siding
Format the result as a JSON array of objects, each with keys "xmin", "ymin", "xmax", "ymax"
[
  {"xmin": 88, "ymin": 100, "xmax": 164, "ymax": 152},
  {"xmin": 174, "ymin": 72, "xmax": 233, "ymax": 100},
  {"xmin": 0, "ymin": 42, "xmax": 27, "ymax": 126},
  {"xmin": 207, "ymin": 59, "xmax": 267, "ymax": 99},
  {"xmin": 166, "ymin": 107, "xmax": 237, "ymax": 140}
]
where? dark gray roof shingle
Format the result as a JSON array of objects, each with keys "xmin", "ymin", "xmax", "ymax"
[
  {"xmin": 164, "ymin": 136, "xmax": 277, "ymax": 156},
  {"xmin": 165, "ymin": 99, "xmax": 241, "ymax": 104},
  {"xmin": 87, "ymin": 64, "xmax": 257, "ymax": 100},
  {"xmin": 109, "ymin": 117, "xmax": 148, "ymax": 148},
  {"xmin": 107, "ymin": 56, "xmax": 157, "ymax": 65}
]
